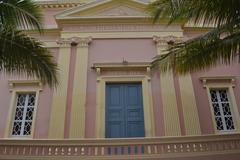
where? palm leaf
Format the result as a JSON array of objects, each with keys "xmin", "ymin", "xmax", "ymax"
[
  {"xmin": 149, "ymin": 0, "xmax": 240, "ymax": 27},
  {"xmin": 152, "ymin": 23, "xmax": 240, "ymax": 73},
  {"xmin": 0, "ymin": 27, "xmax": 58, "ymax": 87},
  {"xmin": 0, "ymin": 0, "xmax": 43, "ymax": 31},
  {"xmin": 149, "ymin": 0, "xmax": 240, "ymax": 73}
]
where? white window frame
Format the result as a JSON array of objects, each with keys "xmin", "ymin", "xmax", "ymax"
[
  {"xmin": 11, "ymin": 93, "xmax": 37, "ymax": 137},
  {"xmin": 4, "ymin": 80, "xmax": 42, "ymax": 138},
  {"xmin": 209, "ymin": 88, "xmax": 235, "ymax": 132},
  {"xmin": 201, "ymin": 77, "xmax": 240, "ymax": 134}
]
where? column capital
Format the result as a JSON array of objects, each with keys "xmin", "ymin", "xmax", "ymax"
[
  {"xmin": 56, "ymin": 38, "xmax": 72, "ymax": 48},
  {"xmin": 71, "ymin": 37, "xmax": 92, "ymax": 48},
  {"xmin": 57, "ymin": 37, "xmax": 92, "ymax": 48},
  {"xmin": 153, "ymin": 35, "xmax": 185, "ymax": 46}
]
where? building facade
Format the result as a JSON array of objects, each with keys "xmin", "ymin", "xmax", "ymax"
[{"xmin": 0, "ymin": 0, "xmax": 240, "ymax": 159}]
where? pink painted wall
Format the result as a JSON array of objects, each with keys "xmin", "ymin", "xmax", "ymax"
[
  {"xmin": 191, "ymin": 63, "xmax": 240, "ymax": 134},
  {"xmin": 33, "ymin": 48, "xmax": 59, "ymax": 139},
  {"xmin": 41, "ymin": 8, "xmax": 65, "ymax": 28},
  {"xmin": 64, "ymin": 46, "xmax": 77, "ymax": 139},
  {"xmin": 174, "ymin": 74, "xmax": 186, "ymax": 136},
  {"xmin": 151, "ymin": 71, "xmax": 165, "ymax": 136}
]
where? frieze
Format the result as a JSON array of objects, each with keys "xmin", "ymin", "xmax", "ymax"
[
  {"xmin": 101, "ymin": 70, "xmax": 146, "ymax": 76},
  {"xmin": 63, "ymin": 24, "xmax": 182, "ymax": 32}
]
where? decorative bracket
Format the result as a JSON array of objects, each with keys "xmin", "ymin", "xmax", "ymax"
[
  {"xmin": 200, "ymin": 76, "xmax": 236, "ymax": 88},
  {"xmin": 57, "ymin": 37, "xmax": 92, "ymax": 48},
  {"xmin": 8, "ymin": 80, "xmax": 43, "ymax": 92}
]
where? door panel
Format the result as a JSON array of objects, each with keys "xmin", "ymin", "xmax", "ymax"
[
  {"xmin": 106, "ymin": 83, "xmax": 145, "ymax": 138},
  {"xmin": 106, "ymin": 84, "xmax": 125, "ymax": 138},
  {"xmin": 125, "ymin": 84, "xmax": 145, "ymax": 137}
]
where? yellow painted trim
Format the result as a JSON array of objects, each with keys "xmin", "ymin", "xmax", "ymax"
[
  {"xmin": 204, "ymin": 83, "xmax": 240, "ymax": 134},
  {"xmin": 4, "ymin": 86, "xmax": 41, "ymax": 138},
  {"xmin": 61, "ymin": 31, "xmax": 183, "ymax": 39},
  {"xmin": 42, "ymin": 41, "xmax": 60, "ymax": 48},
  {"xmin": 56, "ymin": 0, "xmax": 147, "ymax": 19},
  {"xmin": 178, "ymin": 74, "xmax": 201, "ymax": 135},
  {"xmin": 160, "ymin": 72, "xmax": 181, "ymax": 136},
  {"xmin": 96, "ymin": 76, "xmax": 155, "ymax": 138},
  {"xmin": 69, "ymin": 38, "xmax": 91, "ymax": 138},
  {"xmin": 93, "ymin": 62, "xmax": 150, "ymax": 69},
  {"xmin": 1, "ymin": 134, "xmax": 240, "ymax": 159},
  {"xmin": 48, "ymin": 45, "xmax": 71, "ymax": 139}
]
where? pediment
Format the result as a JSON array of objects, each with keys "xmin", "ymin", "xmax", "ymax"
[{"xmin": 56, "ymin": 0, "xmax": 148, "ymax": 20}]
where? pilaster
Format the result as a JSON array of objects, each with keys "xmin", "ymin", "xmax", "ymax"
[
  {"xmin": 153, "ymin": 36, "xmax": 201, "ymax": 135},
  {"xmin": 69, "ymin": 37, "xmax": 92, "ymax": 138},
  {"xmin": 153, "ymin": 36, "xmax": 183, "ymax": 136},
  {"xmin": 179, "ymin": 75, "xmax": 201, "ymax": 135},
  {"xmin": 48, "ymin": 39, "xmax": 72, "ymax": 139}
]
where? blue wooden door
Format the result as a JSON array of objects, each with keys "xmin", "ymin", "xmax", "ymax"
[{"xmin": 106, "ymin": 83, "xmax": 145, "ymax": 138}]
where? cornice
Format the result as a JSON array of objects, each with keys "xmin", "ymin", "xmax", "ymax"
[{"xmin": 37, "ymin": 0, "xmax": 89, "ymax": 9}]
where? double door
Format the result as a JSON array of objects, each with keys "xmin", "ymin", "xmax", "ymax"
[{"xmin": 106, "ymin": 83, "xmax": 145, "ymax": 138}]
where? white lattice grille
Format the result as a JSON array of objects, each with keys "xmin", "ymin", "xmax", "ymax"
[
  {"xmin": 12, "ymin": 93, "xmax": 36, "ymax": 136},
  {"xmin": 210, "ymin": 89, "xmax": 235, "ymax": 131}
]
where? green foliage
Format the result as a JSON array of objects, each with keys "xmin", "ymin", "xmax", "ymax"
[
  {"xmin": 149, "ymin": 0, "xmax": 240, "ymax": 73},
  {"xmin": 0, "ymin": 0, "xmax": 58, "ymax": 87}
]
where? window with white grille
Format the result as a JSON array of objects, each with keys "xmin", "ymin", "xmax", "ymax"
[
  {"xmin": 12, "ymin": 93, "xmax": 36, "ymax": 136},
  {"xmin": 209, "ymin": 89, "xmax": 235, "ymax": 131}
]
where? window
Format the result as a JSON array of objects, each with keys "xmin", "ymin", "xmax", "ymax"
[
  {"xmin": 209, "ymin": 89, "xmax": 235, "ymax": 131},
  {"xmin": 12, "ymin": 93, "xmax": 36, "ymax": 136}
]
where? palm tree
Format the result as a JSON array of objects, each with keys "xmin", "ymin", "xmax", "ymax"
[
  {"xmin": 0, "ymin": 0, "xmax": 58, "ymax": 87},
  {"xmin": 149, "ymin": 0, "xmax": 240, "ymax": 73}
]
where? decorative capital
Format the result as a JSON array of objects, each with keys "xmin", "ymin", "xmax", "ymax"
[
  {"xmin": 56, "ymin": 38, "xmax": 72, "ymax": 48},
  {"xmin": 153, "ymin": 35, "xmax": 185, "ymax": 46},
  {"xmin": 71, "ymin": 37, "xmax": 92, "ymax": 48},
  {"xmin": 57, "ymin": 37, "xmax": 92, "ymax": 48}
]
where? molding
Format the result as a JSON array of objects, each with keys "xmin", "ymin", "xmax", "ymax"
[
  {"xmin": 1, "ymin": 133, "xmax": 240, "ymax": 144},
  {"xmin": 200, "ymin": 76, "xmax": 236, "ymax": 87},
  {"xmin": 61, "ymin": 24, "xmax": 183, "ymax": 32},
  {"xmin": 40, "ymin": 3, "xmax": 81, "ymax": 9},
  {"xmin": 37, "ymin": 0, "xmax": 88, "ymax": 9},
  {"xmin": 201, "ymin": 76, "xmax": 240, "ymax": 134},
  {"xmin": 96, "ymin": 75, "xmax": 155, "ymax": 138},
  {"xmin": 8, "ymin": 80, "xmax": 43, "ymax": 91},
  {"xmin": 61, "ymin": 32, "xmax": 184, "ymax": 39},
  {"xmin": 1, "ymin": 134, "xmax": 240, "ymax": 159},
  {"xmin": 4, "ymin": 87, "xmax": 41, "ymax": 138},
  {"xmin": 55, "ymin": 0, "xmax": 148, "ymax": 19},
  {"xmin": 93, "ymin": 62, "xmax": 150, "ymax": 72}
]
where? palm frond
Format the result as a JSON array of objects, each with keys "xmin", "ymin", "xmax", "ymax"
[
  {"xmin": 152, "ymin": 24, "xmax": 240, "ymax": 73},
  {"xmin": 0, "ymin": 0, "xmax": 43, "ymax": 31},
  {"xmin": 149, "ymin": 0, "xmax": 240, "ymax": 27},
  {"xmin": 0, "ymin": 27, "xmax": 58, "ymax": 87}
]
